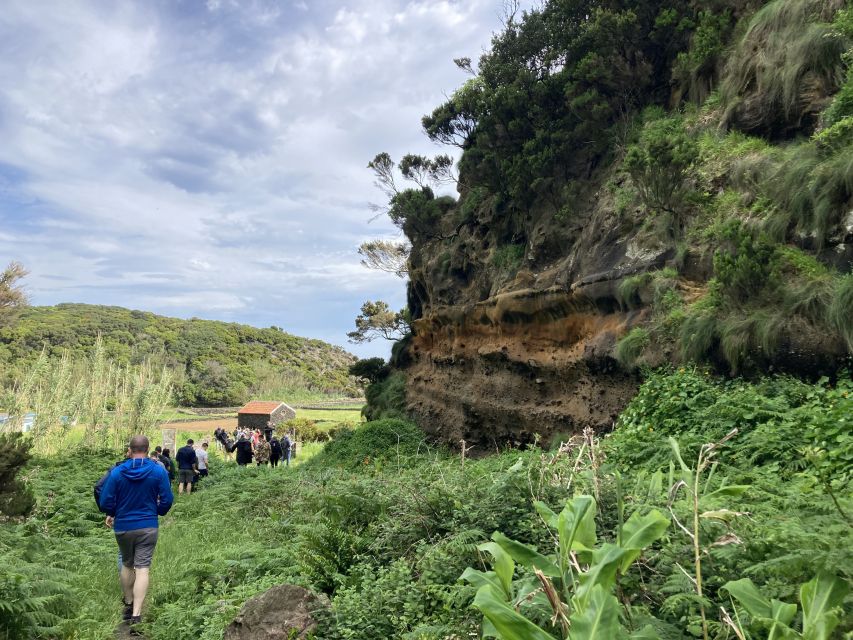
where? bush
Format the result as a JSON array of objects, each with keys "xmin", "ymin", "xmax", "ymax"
[
  {"xmin": 312, "ymin": 419, "xmax": 426, "ymax": 470},
  {"xmin": 0, "ymin": 433, "xmax": 34, "ymax": 517},
  {"xmin": 279, "ymin": 417, "xmax": 328, "ymax": 443},
  {"xmin": 490, "ymin": 244, "xmax": 525, "ymax": 273},
  {"xmin": 363, "ymin": 371, "xmax": 407, "ymax": 421},
  {"xmin": 348, "ymin": 357, "xmax": 388, "ymax": 385},
  {"xmin": 624, "ymin": 113, "xmax": 698, "ymax": 235}
]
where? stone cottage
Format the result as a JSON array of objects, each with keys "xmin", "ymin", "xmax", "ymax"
[{"xmin": 237, "ymin": 401, "xmax": 296, "ymax": 431}]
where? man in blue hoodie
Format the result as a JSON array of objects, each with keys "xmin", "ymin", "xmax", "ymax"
[{"xmin": 100, "ymin": 435, "xmax": 173, "ymax": 628}]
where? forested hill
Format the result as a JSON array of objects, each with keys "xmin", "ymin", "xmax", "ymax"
[{"xmin": 0, "ymin": 303, "xmax": 359, "ymax": 406}]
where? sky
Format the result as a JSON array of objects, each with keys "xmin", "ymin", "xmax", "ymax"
[{"xmin": 0, "ymin": 0, "xmax": 522, "ymax": 358}]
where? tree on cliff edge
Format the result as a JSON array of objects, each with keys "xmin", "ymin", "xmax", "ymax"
[{"xmin": 347, "ymin": 300, "xmax": 410, "ymax": 343}]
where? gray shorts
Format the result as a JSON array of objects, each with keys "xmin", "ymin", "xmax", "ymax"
[
  {"xmin": 115, "ymin": 528, "xmax": 159, "ymax": 568},
  {"xmin": 179, "ymin": 469, "xmax": 195, "ymax": 484}
]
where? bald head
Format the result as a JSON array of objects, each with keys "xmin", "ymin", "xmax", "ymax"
[{"xmin": 129, "ymin": 435, "xmax": 150, "ymax": 454}]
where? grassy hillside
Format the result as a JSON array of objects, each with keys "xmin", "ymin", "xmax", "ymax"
[
  {"xmin": 0, "ymin": 303, "xmax": 359, "ymax": 406},
  {"xmin": 1, "ymin": 371, "xmax": 849, "ymax": 639}
]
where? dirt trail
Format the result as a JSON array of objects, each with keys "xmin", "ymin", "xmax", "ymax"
[{"xmin": 160, "ymin": 418, "xmax": 236, "ymax": 432}]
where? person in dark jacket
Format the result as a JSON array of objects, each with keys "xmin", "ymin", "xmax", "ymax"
[
  {"xmin": 269, "ymin": 436, "xmax": 282, "ymax": 467},
  {"xmin": 282, "ymin": 433, "xmax": 293, "ymax": 467},
  {"xmin": 235, "ymin": 435, "xmax": 253, "ymax": 466},
  {"xmin": 100, "ymin": 435, "xmax": 173, "ymax": 628},
  {"xmin": 158, "ymin": 447, "xmax": 175, "ymax": 482},
  {"xmin": 175, "ymin": 439, "xmax": 198, "ymax": 494}
]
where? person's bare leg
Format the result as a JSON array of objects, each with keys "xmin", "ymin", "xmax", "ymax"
[
  {"xmin": 132, "ymin": 567, "xmax": 149, "ymax": 617},
  {"xmin": 120, "ymin": 565, "xmax": 135, "ymax": 605}
]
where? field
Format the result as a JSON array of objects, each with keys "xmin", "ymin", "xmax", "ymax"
[
  {"xmin": 2, "ymin": 370, "xmax": 851, "ymax": 640},
  {"xmin": 158, "ymin": 406, "xmax": 364, "ymax": 433}
]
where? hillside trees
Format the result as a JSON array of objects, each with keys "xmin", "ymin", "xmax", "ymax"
[
  {"xmin": 0, "ymin": 304, "xmax": 360, "ymax": 405},
  {"xmin": 0, "ymin": 262, "xmax": 28, "ymax": 327}
]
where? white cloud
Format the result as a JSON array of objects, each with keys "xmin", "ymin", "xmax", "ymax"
[{"xmin": 0, "ymin": 0, "xmax": 529, "ymax": 356}]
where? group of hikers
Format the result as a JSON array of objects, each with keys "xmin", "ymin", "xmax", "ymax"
[
  {"xmin": 92, "ymin": 422, "xmax": 296, "ymax": 630},
  {"xmin": 213, "ymin": 421, "xmax": 294, "ymax": 467},
  {"xmin": 144, "ymin": 440, "xmax": 209, "ymax": 493}
]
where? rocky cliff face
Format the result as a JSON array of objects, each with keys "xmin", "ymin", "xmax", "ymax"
[
  {"xmin": 382, "ymin": 0, "xmax": 852, "ymax": 447},
  {"xmin": 402, "ymin": 174, "xmax": 681, "ymax": 447},
  {"xmin": 400, "ymin": 163, "xmax": 850, "ymax": 447}
]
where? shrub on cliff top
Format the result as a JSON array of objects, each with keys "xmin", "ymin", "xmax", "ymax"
[{"xmin": 312, "ymin": 418, "xmax": 426, "ymax": 470}]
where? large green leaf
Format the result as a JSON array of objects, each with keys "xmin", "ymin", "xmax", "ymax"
[
  {"xmin": 723, "ymin": 578, "xmax": 798, "ymax": 640},
  {"xmin": 568, "ymin": 584, "xmax": 625, "ymax": 640},
  {"xmin": 618, "ymin": 509, "xmax": 669, "ymax": 573},
  {"xmin": 668, "ymin": 437, "xmax": 691, "ymax": 480},
  {"xmin": 461, "ymin": 567, "xmax": 504, "ymax": 594},
  {"xmin": 574, "ymin": 543, "xmax": 629, "ymax": 609},
  {"xmin": 557, "ymin": 495, "xmax": 596, "ymax": 566},
  {"xmin": 723, "ymin": 578, "xmax": 773, "ymax": 618},
  {"xmin": 535, "ymin": 500, "xmax": 559, "ymax": 529},
  {"xmin": 630, "ymin": 625, "xmax": 661, "ymax": 640},
  {"xmin": 473, "ymin": 584, "xmax": 558, "ymax": 640},
  {"xmin": 766, "ymin": 600, "xmax": 798, "ymax": 640},
  {"xmin": 478, "ymin": 542, "xmax": 515, "ymax": 599},
  {"xmin": 492, "ymin": 531, "xmax": 561, "ymax": 578},
  {"xmin": 800, "ymin": 572, "xmax": 849, "ymax": 640},
  {"xmin": 702, "ymin": 485, "xmax": 749, "ymax": 501}
]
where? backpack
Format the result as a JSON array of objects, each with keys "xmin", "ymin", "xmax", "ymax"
[
  {"xmin": 270, "ymin": 439, "xmax": 282, "ymax": 456},
  {"xmin": 93, "ymin": 461, "xmax": 124, "ymax": 511}
]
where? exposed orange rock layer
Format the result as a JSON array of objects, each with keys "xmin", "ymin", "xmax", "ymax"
[{"xmin": 406, "ymin": 288, "xmax": 639, "ymax": 447}]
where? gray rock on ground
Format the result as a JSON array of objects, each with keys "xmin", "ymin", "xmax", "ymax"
[{"xmin": 224, "ymin": 584, "xmax": 329, "ymax": 640}]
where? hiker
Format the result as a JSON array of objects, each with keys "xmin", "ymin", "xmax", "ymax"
[
  {"xmin": 94, "ymin": 447, "xmax": 131, "ymax": 573},
  {"xmin": 195, "ymin": 442, "xmax": 209, "ymax": 479},
  {"xmin": 254, "ymin": 436, "xmax": 270, "ymax": 466},
  {"xmin": 235, "ymin": 434, "xmax": 253, "ymax": 466},
  {"xmin": 263, "ymin": 420, "xmax": 274, "ymax": 442},
  {"xmin": 175, "ymin": 438, "xmax": 198, "ymax": 494},
  {"xmin": 148, "ymin": 451, "xmax": 166, "ymax": 470},
  {"xmin": 282, "ymin": 432, "xmax": 292, "ymax": 467},
  {"xmin": 158, "ymin": 447, "xmax": 175, "ymax": 482},
  {"xmin": 269, "ymin": 436, "xmax": 282, "ymax": 467},
  {"xmin": 99, "ymin": 435, "xmax": 173, "ymax": 628}
]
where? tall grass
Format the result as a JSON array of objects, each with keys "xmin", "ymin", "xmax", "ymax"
[
  {"xmin": 1, "ymin": 337, "xmax": 173, "ymax": 454},
  {"xmin": 721, "ymin": 0, "xmax": 847, "ymax": 135}
]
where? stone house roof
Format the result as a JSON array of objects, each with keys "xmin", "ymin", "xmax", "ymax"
[{"xmin": 238, "ymin": 401, "xmax": 288, "ymax": 415}]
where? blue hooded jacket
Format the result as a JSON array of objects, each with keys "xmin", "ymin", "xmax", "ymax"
[{"xmin": 99, "ymin": 457, "xmax": 173, "ymax": 531}]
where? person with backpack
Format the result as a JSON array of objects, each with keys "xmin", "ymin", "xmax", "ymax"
[
  {"xmin": 282, "ymin": 433, "xmax": 292, "ymax": 467},
  {"xmin": 100, "ymin": 435, "xmax": 173, "ymax": 628},
  {"xmin": 254, "ymin": 437, "xmax": 271, "ymax": 466},
  {"xmin": 235, "ymin": 434, "xmax": 253, "ymax": 466},
  {"xmin": 269, "ymin": 436, "xmax": 282, "ymax": 467},
  {"xmin": 175, "ymin": 439, "xmax": 198, "ymax": 494},
  {"xmin": 157, "ymin": 447, "xmax": 175, "ymax": 482}
]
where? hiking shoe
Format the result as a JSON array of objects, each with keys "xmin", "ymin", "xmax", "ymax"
[
  {"xmin": 122, "ymin": 600, "xmax": 133, "ymax": 621},
  {"xmin": 128, "ymin": 616, "xmax": 143, "ymax": 635}
]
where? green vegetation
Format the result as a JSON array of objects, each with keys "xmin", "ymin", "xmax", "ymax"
[
  {"xmin": 372, "ymin": 0, "xmax": 853, "ymax": 375},
  {"xmin": 0, "ymin": 303, "xmax": 359, "ymax": 406},
  {"xmin": 1, "ymin": 370, "xmax": 849, "ymax": 639}
]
